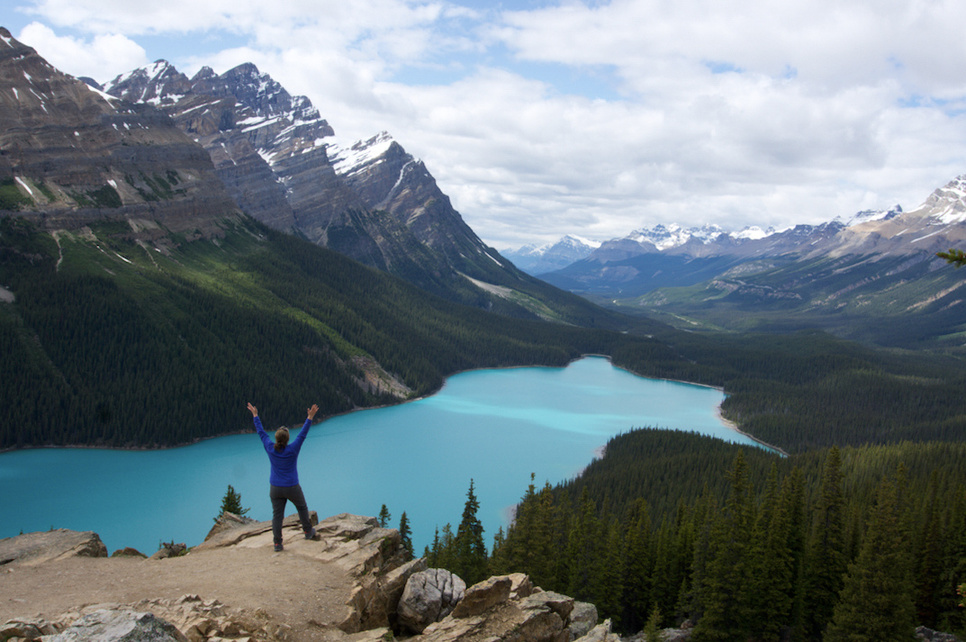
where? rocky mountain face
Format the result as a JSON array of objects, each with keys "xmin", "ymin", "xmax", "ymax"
[
  {"xmin": 102, "ymin": 61, "xmax": 538, "ymax": 306},
  {"xmin": 0, "ymin": 29, "xmax": 241, "ymax": 241}
]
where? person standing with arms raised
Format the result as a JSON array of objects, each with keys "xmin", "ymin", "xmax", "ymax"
[{"xmin": 247, "ymin": 402, "xmax": 320, "ymax": 551}]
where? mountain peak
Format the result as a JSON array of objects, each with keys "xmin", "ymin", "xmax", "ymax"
[{"xmin": 191, "ymin": 66, "xmax": 217, "ymax": 82}]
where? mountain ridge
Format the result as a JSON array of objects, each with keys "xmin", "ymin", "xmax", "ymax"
[{"xmin": 100, "ymin": 57, "xmax": 615, "ymax": 326}]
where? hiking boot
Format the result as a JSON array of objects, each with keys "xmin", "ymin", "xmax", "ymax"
[
  {"xmin": 274, "ymin": 543, "xmax": 284, "ymax": 552},
  {"xmin": 305, "ymin": 527, "xmax": 319, "ymax": 540}
]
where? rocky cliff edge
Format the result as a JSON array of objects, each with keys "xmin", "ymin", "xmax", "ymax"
[{"xmin": 0, "ymin": 513, "xmax": 617, "ymax": 642}]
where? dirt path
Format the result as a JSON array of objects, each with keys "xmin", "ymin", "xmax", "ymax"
[{"xmin": 0, "ymin": 536, "xmax": 355, "ymax": 641}]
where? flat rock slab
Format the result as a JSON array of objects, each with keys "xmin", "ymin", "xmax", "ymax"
[{"xmin": 0, "ymin": 529, "xmax": 107, "ymax": 567}]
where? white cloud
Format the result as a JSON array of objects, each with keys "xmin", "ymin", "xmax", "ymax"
[
  {"xmin": 17, "ymin": 22, "xmax": 149, "ymax": 81},
  {"xmin": 11, "ymin": 0, "xmax": 966, "ymax": 248}
]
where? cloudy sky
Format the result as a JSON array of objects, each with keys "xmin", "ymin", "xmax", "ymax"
[{"xmin": 5, "ymin": 0, "xmax": 966, "ymax": 249}]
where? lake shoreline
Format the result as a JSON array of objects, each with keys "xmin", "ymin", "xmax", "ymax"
[{"xmin": 2, "ymin": 354, "xmax": 784, "ymax": 456}]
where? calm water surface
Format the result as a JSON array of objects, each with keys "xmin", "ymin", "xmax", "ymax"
[{"xmin": 0, "ymin": 357, "xmax": 761, "ymax": 554}]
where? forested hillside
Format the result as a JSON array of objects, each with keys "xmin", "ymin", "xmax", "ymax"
[
  {"xmin": 0, "ymin": 215, "xmax": 628, "ymax": 449},
  {"xmin": 427, "ymin": 429, "xmax": 966, "ymax": 639}
]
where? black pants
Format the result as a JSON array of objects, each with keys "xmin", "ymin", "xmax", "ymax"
[{"xmin": 269, "ymin": 484, "xmax": 313, "ymax": 545}]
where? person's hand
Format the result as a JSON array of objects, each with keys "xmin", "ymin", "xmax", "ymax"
[
  {"xmin": 307, "ymin": 403, "xmax": 319, "ymax": 420},
  {"xmin": 247, "ymin": 403, "xmax": 258, "ymax": 418}
]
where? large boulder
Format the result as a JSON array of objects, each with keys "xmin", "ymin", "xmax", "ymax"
[
  {"xmin": 46, "ymin": 608, "xmax": 187, "ymax": 642},
  {"xmin": 451, "ymin": 575, "xmax": 513, "ymax": 618},
  {"xmin": 567, "ymin": 601, "xmax": 598, "ymax": 640},
  {"xmin": 397, "ymin": 568, "xmax": 467, "ymax": 634},
  {"xmin": 341, "ymin": 557, "xmax": 428, "ymax": 633},
  {"xmin": 0, "ymin": 529, "xmax": 107, "ymax": 566}
]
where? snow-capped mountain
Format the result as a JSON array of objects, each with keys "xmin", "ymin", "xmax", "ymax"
[
  {"xmin": 104, "ymin": 61, "xmax": 538, "ymax": 308},
  {"xmin": 626, "ymin": 223, "xmax": 728, "ymax": 250},
  {"xmin": 502, "ymin": 235, "xmax": 601, "ymax": 275},
  {"xmin": 822, "ymin": 180, "xmax": 966, "ymax": 257}
]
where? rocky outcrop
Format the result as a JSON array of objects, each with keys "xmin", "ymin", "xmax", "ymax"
[
  {"xmin": 917, "ymin": 626, "xmax": 963, "ymax": 642},
  {"xmin": 204, "ymin": 511, "xmax": 257, "ymax": 542},
  {"xmin": 413, "ymin": 574, "xmax": 603, "ymax": 642},
  {"xmin": 413, "ymin": 576, "xmax": 617, "ymax": 642},
  {"xmin": 0, "ymin": 528, "xmax": 107, "ymax": 566},
  {"xmin": 0, "ymin": 516, "xmax": 610, "ymax": 642}
]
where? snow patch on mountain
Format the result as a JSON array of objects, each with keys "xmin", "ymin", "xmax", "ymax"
[{"xmin": 327, "ymin": 132, "xmax": 395, "ymax": 177}]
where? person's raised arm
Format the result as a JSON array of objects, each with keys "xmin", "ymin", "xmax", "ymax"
[
  {"xmin": 307, "ymin": 404, "xmax": 319, "ymax": 420},
  {"xmin": 247, "ymin": 403, "xmax": 258, "ymax": 418}
]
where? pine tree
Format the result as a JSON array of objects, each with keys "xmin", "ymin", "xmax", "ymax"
[
  {"xmin": 802, "ymin": 446, "xmax": 847, "ymax": 639},
  {"xmin": 595, "ymin": 514, "xmax": 626, "ymax": 625},
  {"xmin": 378, "ymin": 504, "xmax": 391, "ymax": 528},
  {"xmin": 399, "ymin": 511, "xmax": 414, "ymax": 561},
  {"xmin": 530, "ymin": 482, "xmax": 557, "ymax": 588},
  {"xmin": 453, "ymin": 479, "xmax": 488, "ymax": 585},
  {"xmin": 743, "ymin": 464, "xmax": 794, "ymax": 641},
  {"xmin": 490, "ymin": 526, "xmax": 508, "ymax": 575},
  {"xmin": 566, "ymin": 488, "xmax": 601, "ymax": 602},
  {"xmin": 436, "ymin": 523, "xmax": 456, "ymax": 570},
  {"xmin": 781, "ymin": 466, "xmax": 808, "ymax": 641},
  {"xmin": 914, "ymin": 473, "xmax": 945, "ymax": 628},
  {"xmin": 215, "ymin": 484, "xmax": 248, "ymax": 522},
  {"xmin": 505, "ymin": 474, "xmax": 539, "ymax": 575},
  {"xmin": 622, "ymin": 497, "xmax": 653, "ymax": 632},
  {"xmin": 692, "ymin": 451, "xmax": 753, "ymax": 642},
  {"xmin": 643, "ymin": 605, "xmax": 663, "ymax": 642},
  {"xmin": 825, "ymin": 473, "xmax": 917, "ymax": 641}
]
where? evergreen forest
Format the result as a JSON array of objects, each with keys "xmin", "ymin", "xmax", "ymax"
[{"xmin": 426, "ymin": 431, "xmax": 966, "ymax": 640}]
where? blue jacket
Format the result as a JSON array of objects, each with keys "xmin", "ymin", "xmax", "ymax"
[{"xmin": 255, "ymin": 416, "xmax": 311, "ymax": 487}]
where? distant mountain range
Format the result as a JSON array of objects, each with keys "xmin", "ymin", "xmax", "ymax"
[
  {"xmin": 4, "ymin": 22, "xmax": 966, "ymax": 354},
  {"xmin": 501, "ymin": 206, "xmax": 920, "ymax": 278},
  {"xmin": 527, "ymin": 178, "xmax": 966, "ymax": 349}
]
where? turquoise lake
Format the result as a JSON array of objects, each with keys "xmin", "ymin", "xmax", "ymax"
[{"xmin": 0, "ymin": 356, "xmax": 763, "ymax": 555}]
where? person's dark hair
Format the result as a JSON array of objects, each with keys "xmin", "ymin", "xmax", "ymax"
[{"xmin": 274, "ymin": 427, "xmax": 289, "ymax": 452}]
